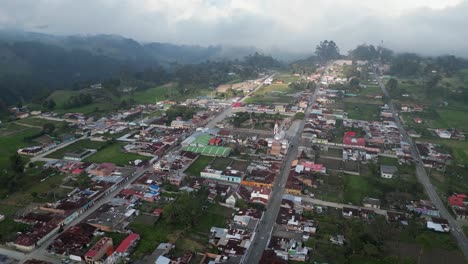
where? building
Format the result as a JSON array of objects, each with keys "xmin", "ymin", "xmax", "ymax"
[
  {"xmin": 380, "ymin": 165, "xmax": 398, "ymax": 179},
  {"xmin": 90, "ymin": 163, "xmax": 116, "ymax": 177},
  {"xmin": 84, "ymin": 236, "xmax": 113, "ymax": 263},
  {"xmin": 426, "ymin": 217, "xmax": 450, "ymax": 233},
  {"xmin": 413, "ymin": 117, "xmax": 423, "ymax": 124},
  {"xmin": 64, "ymin": 149, "xmax": 94, "ymax": 161},
  {"xmin": 171, "ymin": 120, "xmax": 193, "ymax": 129},
  {"xmin": 200, "ymin": 168, "xmax": 242, "ymax": 183},
  {"xmin": 449, "ymin": 194, "xmax": 467, "ymax": 207},
  {"xmin": 251, "ymin": 187, "xmax": 271, "ymax": 204},
  {"xmin": 363, "ymin": 198, "xmax": 381, "ymax": 209},
  {"xmin": 115, "ymin": 233, "xmax": 140, "ymax": 256},
  {"xmin": 435, "ymin": 129, "xmax": 451, "ymax": 139}
]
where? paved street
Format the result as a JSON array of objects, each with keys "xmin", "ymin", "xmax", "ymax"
[
  {"xmin": 205, "ymin": 75, "xmax": 274, "ymax": 129},
  {"xmin": 244, "ymin": 71, "xmax": 323, "ymax": 264},
  {"xmin": 374, "ymin": 70, "xmax": 468, "ymax": 259}
]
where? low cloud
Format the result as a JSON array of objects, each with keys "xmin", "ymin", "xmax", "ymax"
[{"xmin": 0, "ymin": 0, "xmax": 467, "ymax": 56}]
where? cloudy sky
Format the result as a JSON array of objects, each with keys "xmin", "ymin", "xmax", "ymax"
[{"xmin": 1, "ymin": 0, "xmax": 467, "ymax": 56}]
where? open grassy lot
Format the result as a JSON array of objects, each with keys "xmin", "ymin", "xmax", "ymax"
[
  {"xmin": 130, "ymin": 203, "xmax": 232, "ymax": 259},
  {"xmin": 126, "ymin": 83, "xmax": 211, "ymax": 104},
  {"xmin": 244, "ymin": 79, "xmax": 307, "ymax": 104},
  {"xmin": 4, "ymin": 172, "xmax": 68, "ymax": 205},
  {"xmin": 211, "ymin": 157, "xmax": 233, "ymax": 170},
  {"xmin": 343, "ymin": 161, "xmax": 424, "ymax": 206},
  {"xmin": 46, "ymin": 139, "xmax": 108, "ymax": 159},
  {"xmin": 126, "ymin": 83, "xmax": 174, "ymax": 104},
  {"xmin": 275, "ymin": 73, "xmax": 301, "ymax": 83},
  {"xmin": 15, "ymin": 117, "xmax": 72, "ymax": 135},
  {"xmin": 84, "ymin": 142, "xmax": 151, "ymax": 166},
  {"xmin": 184, "ymin": 155, "xmax": 214, "ymax": 176},
  {"xmin": 435, "ymin": 108, "xmax": 468, "ymax": 131},
  {"xmin": 343, "ymin": 174, "xmax": 371, "ymax": 205},
  {"xmin": 305, "ymin": 207, "xmax": 463, "ymax": 264},
  {"xmin": 344, "ymin": 102, "xmax": 381, "ymax": 121},
  {"xmin": 426, "ymin": 139, "xmax": 468, "ymax": 165},
  {"xmin": 0, "ymin": 122, "xmax": 41, "ymax": 169}
]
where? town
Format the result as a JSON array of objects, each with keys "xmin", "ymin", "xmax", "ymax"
[{"xmin": 1, "ymin": 48, "xmax": 468, "ymax": 264}]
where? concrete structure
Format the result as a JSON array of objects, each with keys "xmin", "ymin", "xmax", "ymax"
[
  {"xmin": 380, "ymin": 165, "xmax": 398, "ymax": 179},
  {"xmin": 84, "ymin": 236, "xmax": 113, "ymax": 263}
]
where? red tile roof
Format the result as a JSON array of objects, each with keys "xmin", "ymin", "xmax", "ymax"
[{"xmin": 115, "ymin": 233, "xmax": 140, "ymax": 254}]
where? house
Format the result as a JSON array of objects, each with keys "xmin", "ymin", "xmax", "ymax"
[
  {"xmin": 64, "ymin": 150, "xmax": 93, "ymax": 161},
  {"xmin": 413, "ymin": 117, "xmax": 423, "ymax": 124},
  {"xmin": 225, "ymin": 194, "xmax": 237, "ymax": 208},
  {"xmin": 115, "ymin": 233, "xmax": 140, "ymax": 256},
  {"xmin": 84, "ymin": 236, "xmax": 113, "ymax": 263},
  {"xmin": 380, "ymin": 165, "xmax": 398, "ymax": 179},
  {"xmin": 343, "ymin": 131, "xmax": 365, "ymax": 148},
  {"xmin": 342, "ymin": 207, "xmax": 360, "ymax": 218},
  {"xmin": 171, "ymin": 120, "xmax": 193, "ymax": 129},
  {"xmin": 426, "ymin": 217, "xmax": 450, "ymax": 233},
  {"xmin": 275, "ymin": 104, "xmax": 286, "ymax": 113},
  {"xmin": 407, "ymin": 200, "xmax": 440, "ymax": 217},
  {"xmin": 251, "ymin": 187, "xmax": 271, "ymax": 201},
  {"xmin": 330, "ymin": 235, "xmax": 345, "ymax": 246},
  {"xmin": 363, "ymin": 198, "xmax": 381, "ymax": 209},
  {"xmin": 90, "ymin": 163, "xmax": 116, "ymax": 177},
  {"xmin": 448, "ymin": 194, "xmax": 468, "ymax": 207},
  {"xmin": 435, "ymin": 129, "xmax": 451, "ymax": 139},
  {"xmin": 408, "ymin": 130, "xmax": 421, "ymax": 138}
]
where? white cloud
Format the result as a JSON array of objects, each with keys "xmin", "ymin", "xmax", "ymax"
[{"xmin": 0, "ymin": 0, "xmax": 467, "ymax": 56}]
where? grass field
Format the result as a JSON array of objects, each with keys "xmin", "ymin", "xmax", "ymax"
[
  {"xmin": 126, "ymin": 84, "xmax": 174, "ymax": 104},
  {"xmin": 184, "ymin": 155, "xmax": 213, "ymax": 176},
  {"xmin": 427, "ymin": 139, "xmax": 468, "ymax": 165},
  {"xmin": 343, "ymin": 174, "xmax": 371, "ymax": 205},
  {"xmin": 126, "ymin": 84, "xmax": 212, "ymax": 104},
  {"xmin": 344, "ymin": 103, "xmax": 381, "ymax": 121},
  {"xmin": 0, "ymin": 122, "xmax": 41, "ymax": 169},
  {"xmin": 15, "ymin": 117, "xmax": 72, "ymax": 134},
  {"xmin": 244, "ymin": 79, "xmax": 302, "ymax": 104},
  {"xmin": 46, "ymin": 139, "xmax": 107, "ymax": 159},
  {"xmin": 84, "ymin": 142, "xmax": 151, "ymax": 166},
  {"xmin": 275, "ymin": 73, "xmax": 301, "ymax": 83},
  {"xmin": 211, "ymin": 157, "xmax": 233, "ymax": 170}
]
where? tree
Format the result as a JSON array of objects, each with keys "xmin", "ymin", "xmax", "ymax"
[
  {"xmin": 349, "ymin": 78, "xmax": 360, "ymax": 88},
  {"xmin": 42, "ymin": 99, "xmax": 56, "ymax": 110},
  {"xmin": 315, "ymin": 40, "xmax": 340, "ymax": 62},
  {"xmin": 390, "ymin": 53, "xmax": 422, "ymax": 77},
  {"xmin": 386, "ymin": 78, "xmax": 400, "ymax": 97},
  {"xmin": 163, "ymin": 191, "xmax": 205, "ymax": 228},
  {"xmin": 10, "ymin": 153, "xmax": 25, "ymax": 174},
  {"xmin": 42, "ymin": 123, "xmax": 56, "ymax": 135},
  {"xmin": 349, "ymin": 44, "xmax": 378, "ymax": 61}
]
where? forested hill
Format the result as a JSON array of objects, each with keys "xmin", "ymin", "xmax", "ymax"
[
  {"xmin": 0, "ymin": 30, "xmax": 284, "ymax": 107},
  {"xmin": 0, "ymin": 30, "xmax": 259, "ymax": 64}
]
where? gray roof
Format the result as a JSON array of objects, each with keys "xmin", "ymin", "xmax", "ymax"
[{"xmin": 380, "ymin": 165, "xmax": 398, "ymax": 174}]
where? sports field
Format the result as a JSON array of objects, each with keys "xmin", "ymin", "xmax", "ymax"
[{"xmin": 183, "ymin": 145, "xmax": 231, "ymax": 157}]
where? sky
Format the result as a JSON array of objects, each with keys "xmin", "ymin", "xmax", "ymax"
[{"xmin": 0, "ymin": 0, "xmax": 467, "ymax": 56}]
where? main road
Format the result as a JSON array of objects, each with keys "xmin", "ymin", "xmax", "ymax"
[
  {"xmin": 243, "ymin": 71, "xmax": 324, "ymax": 263},
  {"xmin": 205, "ymin": 74, "xmax": 274, "ymax": 129},
  {"xmin": 374, "ymin": 68, "xmax": 468, "ymax": 259}
]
